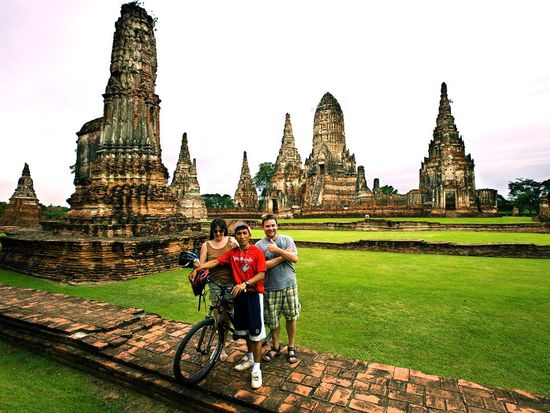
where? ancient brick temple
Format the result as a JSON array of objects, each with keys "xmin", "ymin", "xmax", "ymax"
[
  {"xmin": 303, "ymin": 92, "xmax": 357, "ymax": 207},
  {"xmin": 252, "ymin": 85, "xmax": 497, "ymax": 218},
  {"xmin": 264, "ymin": 114, "xmax": 304, "ymax": 213},
  {"xmin": 234, "ymin": 151, "xmax": 259, "ymax": 209},
  {"xmin": 170, "ymin": 133, "xmax": 207, "ymax": 220},
  {"xmin": 0, "ymin": 163, "xmax": 42, "ymax": 227},
  {"xmin": 419, "ymin": 83, "xmax": 496, "ymax": 214},
  {"xmin": 59, "ymin": 2, "xmax": 190, "ymax": 236},
  {"xmin": 0, "ymin": 4, "xmax": 203, "ymax": 282}
]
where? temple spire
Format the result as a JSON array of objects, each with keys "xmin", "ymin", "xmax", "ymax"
[
  {"xmin": 170, "ymin": 132, "xmax": 207, "ymax": 219},
  {"xmin": 234, "ymin": 151, "xmax": 258, "ymax": 209},
  {"xmin": 435, "ymin": 81, "xmax": 457, "ymax": 132},
  {"xmin": 282, "ymin": 113, "xmax": 296, "ymax": 147},
  {"xmin": 178, "ymin": 132, "xmax": 192, "ymax": 164}
]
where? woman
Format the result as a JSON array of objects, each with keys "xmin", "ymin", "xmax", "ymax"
[{"xmin": 194, "ymin": 218, "xmax": 237, "ymax": 361}]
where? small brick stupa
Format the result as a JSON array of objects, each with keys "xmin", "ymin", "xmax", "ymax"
[
  {"xmin": 234, "ymin": 151, "xmax": 259, "ymax": 209},
  {"xmin": 0, "ymin": 163, "xmax": 42, "ymax": 228},
  {"xmin": 170, "ymin": 133, "xmax": 207, "ymax": 220}
]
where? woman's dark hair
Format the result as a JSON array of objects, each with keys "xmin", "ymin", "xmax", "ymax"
[{"xmin": 209, "ymin": 218, "xmax": 228, "ymax": 240}]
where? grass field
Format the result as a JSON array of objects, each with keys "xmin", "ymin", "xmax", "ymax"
[
  {"xmin": 1, "ymin": 249, "xmax": 548, "ymax": 395},
  {"xmin": 276, "ymin": 217, "xmax": 536, "ymax": 224},
  {"xmin": 250, "ymin": 229, "xmax": 550, "ymax": 245},
  {"xmin": 0, "ymin": 339, "xmax": 180, "ymax": 413}
]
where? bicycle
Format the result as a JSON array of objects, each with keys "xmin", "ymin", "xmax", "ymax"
[{"xmin": 173, "ymin": 274, "xmax": 272, "ymax": 385}]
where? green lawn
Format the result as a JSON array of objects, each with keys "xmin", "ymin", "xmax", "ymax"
[
  {"xmin": 0, "ymin": 339, "xmax": 181, "ymax": 413},
  {"xmin": 276, "ymin": 216, "xmax": 535, "ymax": 224},
  {"xmin": 250, "ymin": 229, "xmax": 550, "ymax": 245},
  {"xmin": 1, "ymin": 249, "xmax": 549, "ymax": 395},
  {"xmin": 380, "ymin": 216, "xmax": 536, "ymax": 224}
]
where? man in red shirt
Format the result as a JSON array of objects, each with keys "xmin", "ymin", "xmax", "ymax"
[{"xmin": 190, "ymin": 220, "xmax": 266, "ymax": 389}]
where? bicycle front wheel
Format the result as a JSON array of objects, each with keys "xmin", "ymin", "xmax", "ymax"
[{"xmin": 173, "ymin": 318, "xmax": 223, "ymax": 385}]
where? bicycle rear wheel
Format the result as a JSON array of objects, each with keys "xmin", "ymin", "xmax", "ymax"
[{"xmin": 173, "ymin": 318, "xmax": 223, "ymax": 385}]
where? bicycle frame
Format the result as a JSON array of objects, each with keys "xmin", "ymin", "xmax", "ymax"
[{"xmin": 204, "ymin": 277, "xmax": 236, "ymax": 333}]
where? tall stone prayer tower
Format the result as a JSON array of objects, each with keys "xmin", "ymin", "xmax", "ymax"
[
  {"xmin": 0, "ymin": 4, "xmax": 203, "ymax": 282},
  {"xmin": 419, "ymin": 82, "xmax": 478, "ymax": 214},
  {"xmin": 66, "ymin": 3, "xmax": 184, "ymax": 234},
  {"xmin": 303, "ymin": 92, "xmax": 357, "ymax": 207}
]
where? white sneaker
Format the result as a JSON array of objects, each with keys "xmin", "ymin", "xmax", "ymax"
[
  {"xmin": 251, "ymin": 370, "xmax": 262, "ymax": 389},
  {"xmin": 234, "ymin": 359, "xmax": 254, "ymax": 372}
]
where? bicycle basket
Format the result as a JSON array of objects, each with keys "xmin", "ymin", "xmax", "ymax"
[
  {"xmin": 179, "ymin": 251, "xmax": 199, "ymax": 268},
  {"xmin": 191, "ymin": 269, "xmax": 209, "ymax": 296}
]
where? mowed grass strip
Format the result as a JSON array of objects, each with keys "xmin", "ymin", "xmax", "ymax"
[
  {"xmin": 277, "ymin": 216, "xmax": 536, "ymax": 224},
  {"xmin": 1, "ymin": 250, "xmax": 548, "ymax": 395},
  {"xmin": 252, "ymin": 229, "xmax": 550, "ymax": 245}
]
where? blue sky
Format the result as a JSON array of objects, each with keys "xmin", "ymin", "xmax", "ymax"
[{"xmin": 1, "ymin": 0, "xmax": 549, "ymax": 205}]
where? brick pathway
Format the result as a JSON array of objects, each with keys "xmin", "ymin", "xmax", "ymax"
[{"xmin": 0, "ymin": 284, "xmax": 548, "ymax": 413}]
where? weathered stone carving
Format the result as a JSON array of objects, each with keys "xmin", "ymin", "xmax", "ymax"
[
  {"xmin": 264, "ymin": 114, "xmax": 304, "ymax": 214},
  {"xmin": 303, "ymin": 92, "xmax": 357, "ymax": 207},
  {"xmin": 0, "ymin": 163, "xmax": 42, "ymax": 227},
  {"xmin": 234, "ymin": 151, "xmax": 258, "ymax": 209},
  {"xmin": 170, "ymin": 133, "xmax": 207, "ymax": 219}
]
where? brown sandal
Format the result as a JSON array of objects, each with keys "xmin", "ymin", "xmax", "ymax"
[
  {"xmin": 286, "ymin": 347, "xmax": 298, "ymax": 364},
  {"xmin": 262, "ymin": 346, "xmax": 281, "ymax": 362}
]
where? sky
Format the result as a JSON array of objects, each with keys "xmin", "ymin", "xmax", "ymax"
[{"xmin": 1, "ymin": 0, "xmax": 549, "ymax": 206}]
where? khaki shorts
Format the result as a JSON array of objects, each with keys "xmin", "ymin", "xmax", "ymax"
[{"xmin": 209, "ymin": 282, "xmax": 234, "ymax": 303}]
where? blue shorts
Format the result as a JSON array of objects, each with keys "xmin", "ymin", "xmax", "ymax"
[{"xmin": 233, "ymin": 292, "xmax": 266, "ymax": 342}]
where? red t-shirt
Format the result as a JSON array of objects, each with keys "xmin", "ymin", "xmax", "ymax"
[{"xmin": 217, "ymin": 245, "xmax": 266, "ymax": 294}]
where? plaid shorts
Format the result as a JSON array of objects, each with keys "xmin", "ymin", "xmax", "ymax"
[{"xmin": 264, "ymin": 285, "xmax": 301, "ymax": 329}]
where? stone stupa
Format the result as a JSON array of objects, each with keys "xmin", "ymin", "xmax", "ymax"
[{"xmin": 0, "ymin": 163, "xmax": 42, "ymax": 228}]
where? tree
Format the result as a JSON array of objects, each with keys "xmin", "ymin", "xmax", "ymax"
[
  {"xmin": 508, "ymin": 178, "xmax": 550, "ymax": 214},
  {"xmin": 0, "ymin": 201, "xmax": 6, "ymax": 217},
  {"xmin": 253, "ymin": 162, "xmax": 275, "ymax": 207},
  {"xmin": 379, "ymin": 185, "xmax": 398, "ymax": 195},
  {"xmin": 496, "ymin": 194, "xmax": 513, "ymax": 215},
  {"xmin": 201, "ymin": 193, "xmax": 234, "ymax": 209},
  {"xmin": 40, "ymin": 204, "xmax": 69, "ymax": 221}
]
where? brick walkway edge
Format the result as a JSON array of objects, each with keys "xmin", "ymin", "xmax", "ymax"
[{"xmin": 0, "ymin": 284, "xmax": 547, "ymax": 413}]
